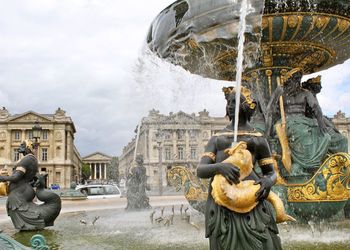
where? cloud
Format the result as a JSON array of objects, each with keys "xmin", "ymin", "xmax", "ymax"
[
  {"xmin": 1, "ymin": 0, "xmax": 350, "ymax": 157},
  {"xmin": 306, "ymin": 60, "xmax": 350, "ymax": 116},
  {"xmin": 0, "ymin": 0, "xmax": 175, "ymax": 156}
]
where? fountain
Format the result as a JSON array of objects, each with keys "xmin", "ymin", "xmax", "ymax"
[
  {"xmin": 149, "ymin": 0, "xmax": 350, "ymax": 222},
  {"xmin": 1, "ymin": 0, "xmax": 350, "ymax": 249}
]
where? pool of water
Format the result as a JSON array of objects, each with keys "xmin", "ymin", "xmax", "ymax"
[{"xmin": 1, "ymin": 207, "xmax": 350, "ymax": 250}]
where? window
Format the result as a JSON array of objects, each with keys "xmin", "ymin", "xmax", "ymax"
[
  {"xmin": 42, "ymin": 130, "xmax": 48, "ymax": 140},
  {"xmin": 164, "ymin": 130, "xmax": 172, "ymax": 140},
  {"xmin": 88, "ymin": 187, "xmax": 104, "ymax": 195},
  {"xmin": 178, "ymin": 146, "xmax": 184, "ymax": 160},
  {"xmin": 177, "ymin": 130, "xmax": 185, "ymax": 140},
  {"xmin": 55, "ymin": 172, "xmax": 61, "ymax": 183},
  {"xmin": 14, "ymin": 131, "xmax": 21, "ymax": 141},
  {"xmin": 190, "ymin": 147, "xmax": 197, "ymax": 159},
  {"xmin": 165, "ymin": 147, "xmax": 172, "ymax": 160},
  {"xmin": 104, "ymin": 186, "xmax": 120, "ymax": 195},
  {"xmin": 28, "ymin": 130, "xmax": 33, "ymax": 139},
  {"xmin": 13, "ymin": 148, "xmax": 19, "ymax": 161},
  {"xmin": 189, "ymin": 130, "xmax": 198, "ymax": 139},
  {"xmin": 41, "ymin": 148, "xmax": 48, "ymax": 161}
]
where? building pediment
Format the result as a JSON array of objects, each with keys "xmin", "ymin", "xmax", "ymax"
[
  {"xmin": 83, "ymin": 152, "xmax": 112, "ymax": 161},
  {"xmin": 8, "ymin": 111, "xmax": 53, "ymax": 123},
  {"xmin": 157, "ymin": 111, "xmax": 200, "ymax": 125}
]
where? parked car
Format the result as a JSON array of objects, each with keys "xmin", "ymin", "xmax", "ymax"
[{"xmin": 75, "ymin": 184, "xmax": 121, "ymax": 199}]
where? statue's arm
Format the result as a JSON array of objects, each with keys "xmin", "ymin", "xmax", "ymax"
[
  {"xmin": 0, "ymin": 167, "xmax": 25, "ymax": 183},
  {"xmin": 306, "ymin": 91, "xmax": 327, "ymax": 133},
  {"xmin": 254, "ymin": 138, "xmax": 277, "ymax": 200},
  {"xmin": 197, "ymin": 137, "xmax": 240, "ymax": 184}
]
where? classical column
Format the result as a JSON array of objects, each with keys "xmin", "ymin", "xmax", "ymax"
[
  {"xmin": 104, "ymin": 163, "xmax": 107, "ymax": 179},
  {"xmin": 185, "ymin": 130, "xmax": 190, "ymax": 160},
  {"xmin": 66, "ymin": 132, "xmax": 72, "ymax": 160},
  {"xmin": 172, "ymin": 130, "xmax": 177, "ymax": 159},
  {"xmin": 98, "ymin": 163, "xmax": 102, "ymax": 180},
  {"xmin": 89, "ymin": 163, "xmax": 92, "ymax": 179},
  {"xmin": 94, "ymin": 163, "xmax": 97, "ymax": 179}
]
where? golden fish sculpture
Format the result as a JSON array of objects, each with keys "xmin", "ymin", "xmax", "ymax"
[
  {"xmin": 0, "ymin": 182, "xmax": 9, "ymax": 196},
  {"xmin": 211, "ymin": 141, "xmax": 295, "ymax": 223},
  {"xmin": 0, "ymin": 167, "xmax": 9, "ymax": 196}
]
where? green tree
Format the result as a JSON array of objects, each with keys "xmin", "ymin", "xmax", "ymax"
[
  {"xmin": 81, "ymin": 163, "xmax": 91, "ymax": 182},
  {"xmin": 107, "ymin": 157, "xmax": 119, "ymax": 183}
]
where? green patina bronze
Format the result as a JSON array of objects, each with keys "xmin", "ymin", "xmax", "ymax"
[{"xmin": 0, "ymin": 233, "xmax": 48, "ymax": 250}]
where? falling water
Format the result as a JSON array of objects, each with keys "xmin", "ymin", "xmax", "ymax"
[
  {"xmin": 233, "ymin": 0, "xmax": 248, "ymax": 143},
  {"xmin": 133, "ymin": 119, "xmax": 142, "ymax": 162}
]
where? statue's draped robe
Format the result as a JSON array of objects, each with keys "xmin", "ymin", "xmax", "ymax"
[
  {"xmin": 284, "ymin": 115, "xmax": 331, "ymax": 175},
  {"xmin": 205, "ymin": 188, "xmax": 282, "ymax": 250}
]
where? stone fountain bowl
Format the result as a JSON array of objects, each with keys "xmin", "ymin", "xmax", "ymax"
[{"xmin": 148, "ymin": 0, "xmax": 350, "ymax": 81}]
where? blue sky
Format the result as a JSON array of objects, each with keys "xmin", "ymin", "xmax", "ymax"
[{"xmin": 0, "ymin": 0, "xmax": 349, "ymax": 157}]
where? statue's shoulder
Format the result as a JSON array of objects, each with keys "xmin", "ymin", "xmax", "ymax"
[{"xmin": 15, "ymin": 154, "xmax": 37, "ymax": 172}]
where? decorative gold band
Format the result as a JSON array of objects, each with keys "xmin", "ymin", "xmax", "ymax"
[
  {"xmin": 202, "ymin": 152, "xmax": 216, "ymax": 162},
  {"xmin": 213, "ymin": 131, "xmax": 263, "ymax": 137},
  {"xmin": 258, "ymin": 157, "xmax": 274, "ymax": 166},
  {"xmin": 16, "ymin": 166, "xmax": 26, "ymax": 173}
]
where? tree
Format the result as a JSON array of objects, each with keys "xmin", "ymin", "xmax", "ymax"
[
  {"xmin": 107, "ymin": 157, "xmax": 119, "ymax": 183},
  {"xmin": 81, "ymin": 163, "xmax": 91, "ymax": 182}
]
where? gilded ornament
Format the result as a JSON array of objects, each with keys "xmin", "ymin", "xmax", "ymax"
[
  {"xmin": 338, "ymin": 19, "xmax": 349, "ymax": 32},
  {"xmin": 167, "ymin": 166, "xmax": 209, "ymax": 203},
  {"xmin": 211, "ymin": 142, "xmax": 295, "ymax": 223},
  {"xmin": 282, "ymin": 68, "xmax": 303, "ymax": 83},
  {"xmin": 261, "ymin": 17, "xmax": 268, "ymax": 29},
  {"xmin": 202, "ymin": 152, "xmax": 216, "ymax": 162},
  {"xmin": 187, "ymin": 39, "xmax": 199, "ymax": 49},
  {"xmin": 315, "ymin": 16, "xmax": 329, "ymax": 29},
  {"xmin": 258, "ymin": 157, "xmax": 274, "ymax": 166},
  {"xmin": 213, "ymin": 131, "xmax": 263, "ymax": 137},
  {"xmin": 288, "ymin": 15, "xmax": 299, "ymax": 28},
  {"xmin": 287, "ymin": 153, "xmax": 350, "ymax": 202}
]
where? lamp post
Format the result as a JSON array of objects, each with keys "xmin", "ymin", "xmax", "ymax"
[
  {"xmin": 32, "ymin": 121, "xmax": 42, "ymax": 158},
  {"xmin": 155, "ymin": 130, "xmax": 163, "ymax": 196}
]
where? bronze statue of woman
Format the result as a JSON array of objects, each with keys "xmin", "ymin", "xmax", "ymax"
[
  {"xmin": 197, "ymin": 86, "xmax": 282, "ymax": 250},
  {"xmin": 0, "ymin": 140, "xmax": 61, "ymax": 230}
]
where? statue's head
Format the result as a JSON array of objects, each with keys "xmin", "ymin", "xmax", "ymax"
[
  {"xmin": 18, "ymin": 140, "xmax": 34, "ymax": 156},
  {"xmin": 283, "ymin": 68, "xmax": 303, "ymax": 89},
  {"xmin": 136, "ymin": 154, "xmax": 144, "ymax": 165},
  {"xmin": 302, "ymin": 75, "xmax": 322, "ymax": 94},
  {"xmin": 222, "ymin": 86, "xmax": 256, "ymax": 121}
]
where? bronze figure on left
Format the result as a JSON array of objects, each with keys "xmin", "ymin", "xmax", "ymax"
[{"xmin": 0, "ymin": 140, "xmax": 61, "ymax": 230}]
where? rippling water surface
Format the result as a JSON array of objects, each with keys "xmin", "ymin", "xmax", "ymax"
[{"xmin": 1, "ymin": 207, "xmax": 350, "ymax": 250}]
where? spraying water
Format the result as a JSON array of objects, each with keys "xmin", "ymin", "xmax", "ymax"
[
  {"xmin": 233, "ymin": 0, "xmax": 248, "ymax": 143},
  {"xmin": 133, "ymin": 119, "xmax": 142, "ymax": 162}
]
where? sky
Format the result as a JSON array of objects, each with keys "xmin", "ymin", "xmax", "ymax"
[{"xmin": 0, "ymin": 0, "xmax": 350, "ymax": 157}]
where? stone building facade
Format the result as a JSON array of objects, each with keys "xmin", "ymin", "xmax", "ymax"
[
  {"xmin": 119, "ymin": 109, "xmax": 350, "ymax": 190},
  {"xmin": 119, "ymin": 109, "xmax": 228, "ymax": 189},
  {"xmin": 82, "ymin": 152, "xmax": 112, "ymax": 181},
  {"xmin": 332, "ymin": 110, "xmax": 350, "ymax": 151},
  {"xmin": 0, "ymin": 107, "xmax": 82, "ymax": 189}
]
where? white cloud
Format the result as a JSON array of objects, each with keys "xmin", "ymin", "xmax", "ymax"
[
  {"xmin": 305, "ymin": 60, "xmax": 350, "ymax": 116},
  {"xmin": 1, "ymin": 0, "xmax": 350, "ymax": 157}
]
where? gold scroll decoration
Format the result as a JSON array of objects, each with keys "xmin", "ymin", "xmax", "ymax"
[{"xmin": 288, "ymin": 153, "xmax": 350, "ymax": 202}]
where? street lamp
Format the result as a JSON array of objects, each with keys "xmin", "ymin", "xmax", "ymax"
[
  {"xmin": 155, "ymin": 129, "xmax": 163, "ymax": 196},
  {"xmin": 32, "ymin": 120, "xmax": 42, "ymax": 157}
]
